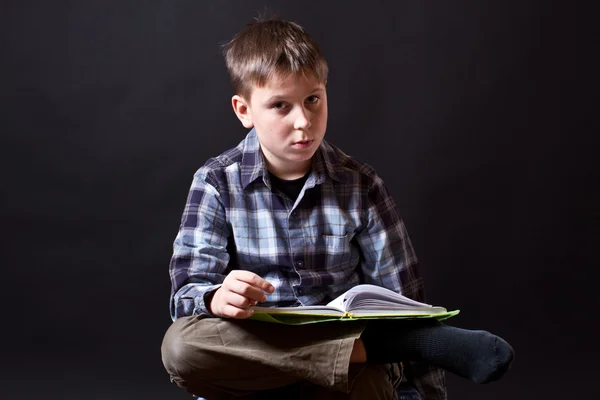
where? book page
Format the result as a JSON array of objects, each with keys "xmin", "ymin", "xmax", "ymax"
[
  {"xmin": 327, "ymin": 284, "xmax": 438, "ymax": 312},
  {"xmin": 251, "ymin": 284, "xmax": 451, "ymax": 319}
]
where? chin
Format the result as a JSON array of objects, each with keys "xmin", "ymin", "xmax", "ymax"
[{"xmin": 296, "ymin": 149, "xmax": 318, "ymax": 159}]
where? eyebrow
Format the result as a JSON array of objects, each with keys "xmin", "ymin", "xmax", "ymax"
[{"xmin": 264, "ymin": 87, "xmax": 325, "ymax": 104}]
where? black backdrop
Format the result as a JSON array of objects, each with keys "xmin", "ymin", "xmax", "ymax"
[{"xmin": 1, "ymin": 1, "xmax": 595, "ymax": 399}]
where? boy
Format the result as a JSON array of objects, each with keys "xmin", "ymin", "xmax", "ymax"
[{"xmin": 161, "ymin": 17, "xmax": 513, "ymax": 400}]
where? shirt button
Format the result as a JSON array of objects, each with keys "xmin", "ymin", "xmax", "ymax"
[
  {"xmin": 295, "ymin": 260, "xmax": 304, "ymax": 268},
  {"xmin": 296, "ymin": 287, "xmax": 305, "ymax": 295}
]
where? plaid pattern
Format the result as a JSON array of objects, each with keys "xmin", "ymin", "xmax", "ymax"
[{"xmin": 168, "ymin": 129, "xmax": 447, "ymax": 399}]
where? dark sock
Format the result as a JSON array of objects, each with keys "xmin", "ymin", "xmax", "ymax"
[{"xmin": 361, "ymin": 319, "xmax": 514, "ymax": 384}]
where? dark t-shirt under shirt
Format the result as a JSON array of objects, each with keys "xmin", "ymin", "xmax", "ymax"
[{"xmin": 268, "ymin": 171, "xmax": 310, "ymax": 202}]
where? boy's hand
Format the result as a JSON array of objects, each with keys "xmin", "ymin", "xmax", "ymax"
[{"xmin": 209, "ymin": 270, "xmax": 275, "ymax": 319}]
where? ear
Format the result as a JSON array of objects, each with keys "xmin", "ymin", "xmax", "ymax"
[{"xmin": 231, "ymin": 95, "xmax": 254, "ymax": 129}]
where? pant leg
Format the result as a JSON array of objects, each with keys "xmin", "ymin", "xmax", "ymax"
[
  {"xmin": 161, "ymin": 316, "xmax": 366, "ymax": 399},
  {"xmin": 346, "ymin": 363, "xmax": 402, "ymax": 400},
  {"xmin": 228, "ymin": 363, "xmax": 402, "ymax": 400},
  {"xmin": 298, "ymin": 363, "xmax": 402, "ymax": 400}
]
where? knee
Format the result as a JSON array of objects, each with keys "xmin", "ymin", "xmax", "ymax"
[
  {"xmin": 161, "ymin": 322, "xmax": 192, "ymax": 380},
  {"xmin": 161, "ymin": 333, "xmax": 211, "ymax": 397},
  {"xmin": 161, "ymin": 316, "xmax": 223, "ymax": 382},
  {"xmin": 161, "ymin": 317, "xmax": 235, "ymax": 397}
]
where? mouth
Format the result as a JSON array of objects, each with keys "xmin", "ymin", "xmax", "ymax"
[{"xmin": 292, "ymin": 140, "xmax": 314, "ymax": 148}]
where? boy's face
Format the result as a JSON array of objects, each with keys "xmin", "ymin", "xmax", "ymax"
[{"xmin": 232, "ymin": 72, "xmax": 328, "ymax": 179}]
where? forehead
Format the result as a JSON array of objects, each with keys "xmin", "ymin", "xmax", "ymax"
[{"xmin": 248, "ymin": 72, "xmax": 325, "ymax": 102}]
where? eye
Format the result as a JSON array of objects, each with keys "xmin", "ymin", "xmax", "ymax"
[
  {"xmin": 271, "ymin": 102, "xmax": 289, "ymax": 112},
  {"xmin": 306, "ymin": 95, "xmax": 319, "ymax": 104}
]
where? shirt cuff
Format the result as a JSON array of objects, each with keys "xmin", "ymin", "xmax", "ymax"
[{"xmin": 199, "ymin": 285, "xmax": 221, "ymax": 317}]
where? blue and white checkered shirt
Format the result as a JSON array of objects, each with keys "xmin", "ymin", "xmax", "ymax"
[{"xmin": 169, "ymin": 129, "xmax": 447, "ymax": 399}]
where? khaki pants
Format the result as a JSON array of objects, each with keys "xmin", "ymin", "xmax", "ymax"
[{"xmin": 161, "ymin": 316, "xmax": 402, "ymax": 399}]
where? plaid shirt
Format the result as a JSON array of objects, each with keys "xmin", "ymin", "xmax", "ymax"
[{"xmin": 169, "ymin": 129, "xmax": 447, "ymax": 399}]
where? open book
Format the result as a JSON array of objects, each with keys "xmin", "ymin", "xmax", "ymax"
[{"xmin": 249, "ymin": 284, "xmax": 459, "ymax": 325}]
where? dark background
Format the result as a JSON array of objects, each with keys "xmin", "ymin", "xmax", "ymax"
[{"xmin": 1, "ymin": 1, "xmax": 595, "ymax": 399}]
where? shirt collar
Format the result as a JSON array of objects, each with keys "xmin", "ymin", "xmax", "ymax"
[
  {"xmin": 311, "ymin": 140, "xmax": 345, "ymax": 184},
  {"xmin": 240, "ymin": 129, "xmax": 268, "ymax": 189},
  {"xmin": 240, "ymin": 129, "xmax": 346, "ymax": 189}
]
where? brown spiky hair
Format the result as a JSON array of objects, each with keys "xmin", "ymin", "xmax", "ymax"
[{"xmin": 222, "ymin": 16, "xmax": 328, "ymax": 100}]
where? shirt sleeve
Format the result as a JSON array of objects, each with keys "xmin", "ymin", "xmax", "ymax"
[
  {"xmin": 169, "ymin": 168, "xmax": 230, "ymax": 321},
  {"xmin": 355, "ymin": 172, "xmax": 448, "ymax": 399}
]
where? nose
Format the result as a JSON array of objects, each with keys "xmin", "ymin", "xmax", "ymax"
[{"xmin": 293, "ymin": 106, "xmax": 311, "ymax": 131}]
